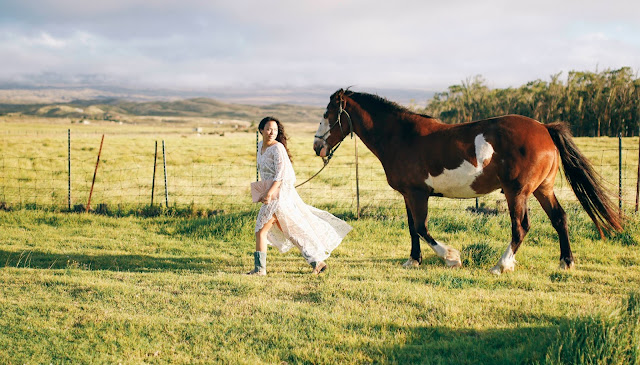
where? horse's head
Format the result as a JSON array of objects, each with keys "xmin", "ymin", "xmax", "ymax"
[{"xmin": 313, "ymin": 88, "xmax": 353, "ymax": 158}]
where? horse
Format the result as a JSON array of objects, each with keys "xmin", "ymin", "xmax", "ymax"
[{"xmin": 313, "ymin": 88, "xmax": 624, "ymax": 274}]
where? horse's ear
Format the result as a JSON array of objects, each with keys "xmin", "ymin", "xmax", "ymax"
[
  {"xmin": 338, "ymin": 89, "xmax": 347, "ymax": 109},
  {"xmin": 331, "ymin": 88, "xmax": 344, "ymax": 101}
]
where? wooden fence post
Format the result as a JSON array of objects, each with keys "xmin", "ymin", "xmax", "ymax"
[
  {"xmin": 151, "ymin": 141, "xmax": 158, "ymax": 206},
  {"xmin": 86, "ymin": 134, "xmax": 105, "ymax": 212},
  {"xmin": 636, "ymin": 128, "xmax": 640, "ymax": 212},
  {"xmin": 162, "ymin": 140, "xmax": 169, "ymax": 207},
  {"xmin": 619, "ymin": 133, "xmax": 622, "ymax": 214},
  {"xmin": 355, "ymin": 136, "xmax": 360, "ymax": 220},
  {"xmin": 67, "ymin": 129, "xmax": 71, "ymax": 211}
]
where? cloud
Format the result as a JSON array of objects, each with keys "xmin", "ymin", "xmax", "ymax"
[{"xmin": 0, "ymin": 0, "xmax": 639, "ymax": 90}]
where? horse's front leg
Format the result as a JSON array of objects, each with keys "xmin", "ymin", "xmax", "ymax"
[
  {"xmin": 405, "ymin": 189, "xmax": 462, "ymax": 268},
  {"xmin": 402, "ymin": 200, "xmax": 422, "ymax": 268}
]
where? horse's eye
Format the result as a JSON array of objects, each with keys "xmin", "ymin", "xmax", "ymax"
[{"xmin": 323, "ymin": 111, "xmax": 328, "ymax": 119}]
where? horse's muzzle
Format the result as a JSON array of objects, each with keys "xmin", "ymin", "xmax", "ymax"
[{"xmin": 313, "ymin": 138, "xmax": 327, "ymax": 157}]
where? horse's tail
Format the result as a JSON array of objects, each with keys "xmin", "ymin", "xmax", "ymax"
[{"xmin": 546, "ymin": 122, "xmax": 624, "ymax": 238}]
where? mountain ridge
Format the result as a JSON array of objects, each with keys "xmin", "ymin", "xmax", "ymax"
[
  {"xmin": 0, "ymin": 84, "xmax": 435, "ymax": 107},
  {"xmin": 0, "ymin": 96, "xmax": 326, "ymax": 124},
  {"xmin": 0, "ymin": 85, "xmax": 435, "ymax": 124}
]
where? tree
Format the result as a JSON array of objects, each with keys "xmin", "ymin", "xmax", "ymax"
[{"xmin": 424, "ymin": 68, "xmax": 640, "ymax": 137}]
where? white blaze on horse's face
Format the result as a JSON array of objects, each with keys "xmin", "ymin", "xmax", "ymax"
[
  {"xmin": 313, "ymin": 116, "xmax": 330, "ymax": 157},
  {"xmin": 425, "ymin": 134, "xmax": 495, "ymax": 198}
]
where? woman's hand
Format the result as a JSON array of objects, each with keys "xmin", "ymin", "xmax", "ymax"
[
  {"xmin": 259, "ymin": 192, "xmax": 274, "ymax": 205},
  {"xmin": 259, "ymin": 181, "xmax": 281, "ymax": 204}
]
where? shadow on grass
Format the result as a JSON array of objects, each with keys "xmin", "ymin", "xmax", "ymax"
[
  {"xmin": 0, "ymin": 249, "xmax": 243, "ymax": 273},
  {"xmin": 370, "ymin": 322, "xmax": 557, "ymax": 364},
  {"xmin": 369, "ymin": 293, "xmax": 640, "ymax": 364},
  {"xmin": 152, "ymin": 210, "xmax": 257, "ymax": 241}
]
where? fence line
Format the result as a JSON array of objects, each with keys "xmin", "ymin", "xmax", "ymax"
[{"xmin": 0, "ymin": 132, "xmax": 639, "ymax": 217}]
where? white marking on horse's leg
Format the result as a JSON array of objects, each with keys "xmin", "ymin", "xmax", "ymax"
[
  {"xmin": 402, "ymin": 258, "xmax": 420, "ymax": 268},
  {"xmin": 490, "ymin": 245, "xmax": 516, "ymax": 275},
  {"xmin": 427, "ymin": 240, "xmax": 462, "ymax": 268},
  {"xmin": 558, "ymin": 259, "xmax": 574, "ymax": 270}
]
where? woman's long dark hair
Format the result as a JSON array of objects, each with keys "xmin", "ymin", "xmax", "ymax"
[{"xmin": 258, "ymin": 116, "xmax": 293, "ymax": 162}]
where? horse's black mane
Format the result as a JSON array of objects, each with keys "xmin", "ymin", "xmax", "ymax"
[{"xmin": 346, "ymin": 91, "xmax": 433, "ymax": 119}]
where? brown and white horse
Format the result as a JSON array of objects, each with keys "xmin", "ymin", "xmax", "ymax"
[{"xmin": 313, "ymin": 88, "xmax": 623, "ymax": 274}]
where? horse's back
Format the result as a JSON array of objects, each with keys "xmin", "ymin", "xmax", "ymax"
[
  {"xmin": 478, "ymin": 115, "xmax": 560, "ymax": 190},
  {"xmin": 450, "ymin": 114, "xmax": 556, "ymax": 151},
  {"xmin": 440, "ymin": 114, "xmax": 559, "ymax": 188},
  {"xmin": 488, "ymin": 114, "xmax": 556, "ymax": 149}
]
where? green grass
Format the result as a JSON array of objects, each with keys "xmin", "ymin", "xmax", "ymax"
[
  {"xmin": 1, "ymin": 205, "xmax": 639, "ymax": 364},
  {"xmin": 1, "ymin": 116, "xmax": 638, "ymax": 215},
  {"xmin": 1, "ymin": 116, "xmax": 640, "ymax": 363},
  {"xmin": 545, "ymin": 292, "xmax": 640, "ymax": 365}
]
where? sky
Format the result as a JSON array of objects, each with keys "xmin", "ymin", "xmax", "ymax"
[{"xmin": 1, "ymin": 0, "xmax": 639, "ymax": 94}]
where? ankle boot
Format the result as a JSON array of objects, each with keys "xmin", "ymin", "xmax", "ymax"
[{"xmin": 247, "ymin": 251, "xmax": 266, "ymax": 276}]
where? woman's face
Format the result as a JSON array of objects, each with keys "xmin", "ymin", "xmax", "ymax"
[{"xmin": 261, "ymin": 121, "xmax": 278, "ymax": 143}]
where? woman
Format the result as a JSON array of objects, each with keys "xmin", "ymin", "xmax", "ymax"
[{"xmin": 248, "ymin": 116, "xmax": 352, "ymax": 276}]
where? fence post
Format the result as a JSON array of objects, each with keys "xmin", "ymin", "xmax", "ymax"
[
  {"xmin": 86, "ymin": 134, "xmax": 105, "ymax": 212},
  {"xmin": 619, "ymin": 132, "xmax": 622, "ymax": 214},
  {"xmin": 256, "ymin": 130, "xmax": 259, "ymax": 181},
  {"xmin": 636, "ymin": 127, "xmax": 640, "ymax": 212},
  {"xmin": 1, "ymin": 150, "xmax": 4, "ymax": 203},
  {"xmin": 162, "ymin": 140, "xmax": 169, "ymax": 207},
  {"xmin": 151, "ymin": 141, "xmax": 158, "ymax": 206},
  {"xmin": 67, "ymin": 129, "xmax": 71, "ymax": 211},
  {"xmin": 355, "ymin": 136, "xmax": 360, "ymax": 219}
]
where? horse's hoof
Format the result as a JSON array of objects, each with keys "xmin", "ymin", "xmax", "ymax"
[
  {"xmin": 402, "ymin": 258, "xmax": 420, "ymax": 268},
  {"xmin": 444, "ymin": 248, "xmax": 462, "ymax": 268},
  {"xmin": 446, "ymin": 259, "xmax": 462, "ymax": 269},
  {"xmin": 490, "ymin": 261, "xmax": 515, "ymax": 275},
  {"xmin": 558, "ymin": 259, "xmax": 574, "ymax": 270}
]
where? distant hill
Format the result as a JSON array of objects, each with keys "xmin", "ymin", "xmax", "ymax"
[
  {"xmin": 0, "ymin": 85, "xmax": 435, "ymax": 107},
  {"xmin": 0, "ymin": 85, "xmax": 435, "ymax": 124},
  {"xmin": 0, "ymin": 97, "xmax": 326, "ymax": 124}
]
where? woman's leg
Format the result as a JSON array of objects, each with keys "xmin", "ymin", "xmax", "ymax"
[
  {"xmin": 248, "ymin": 215, "xmax": 277, "ymax": 275},
  {"xmin": 260, "ymin": 215, "xmax": 326, "ymax": 275},
  {"xmin": 256, "ymin": 215, "xmax": 277, "ymax": 251}
]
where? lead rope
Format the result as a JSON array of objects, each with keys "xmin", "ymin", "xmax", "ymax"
[{"xmin": 295, "ymin": 156, "xmax": 331, "ymax": 188}]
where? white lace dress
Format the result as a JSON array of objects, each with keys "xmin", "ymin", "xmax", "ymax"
[{"xmin": 255, "ymin": 141, "xmax": 352, "ymax": 264}]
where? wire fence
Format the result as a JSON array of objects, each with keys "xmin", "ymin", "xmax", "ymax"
[{"xmin": 1, "ymin": 129, "xmax": 639, "ymax": 218}]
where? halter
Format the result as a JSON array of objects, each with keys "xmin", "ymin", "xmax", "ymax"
[
  {"xmin": 313, "ymin": 97, "xmax": 354, "ymax": 161},
  {"xmin": 295, "ymin": 97, "xmax": 353, "ymax": 188}
]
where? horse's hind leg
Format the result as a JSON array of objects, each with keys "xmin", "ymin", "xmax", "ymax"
[
  {"xmin": 534, "ymin": 186, "xmax": 574, "ymax": 270},
  {"xmin": 491, "ymin": 192, "xmax": 531, "ymax": 275},
  {"xmin": 405, "ymin": 190, "xmax": 462, "ymax": 268},
  {"xmin": 402, "ymin": 201, "xmax": 422, "ymax": 268}
]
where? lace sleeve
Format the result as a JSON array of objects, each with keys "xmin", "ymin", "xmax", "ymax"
[{"xmin": 272, "ymin": 143, "xmax": 288, "ymax": 182}]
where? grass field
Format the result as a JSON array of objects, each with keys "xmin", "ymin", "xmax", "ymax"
[
  {"xmin": 1, "ymin": 116, "xmax": 640, "ymax": 364},
  {"xmin": 1, "ymin": 115, "xmax": 639, "ymax": 215}
]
